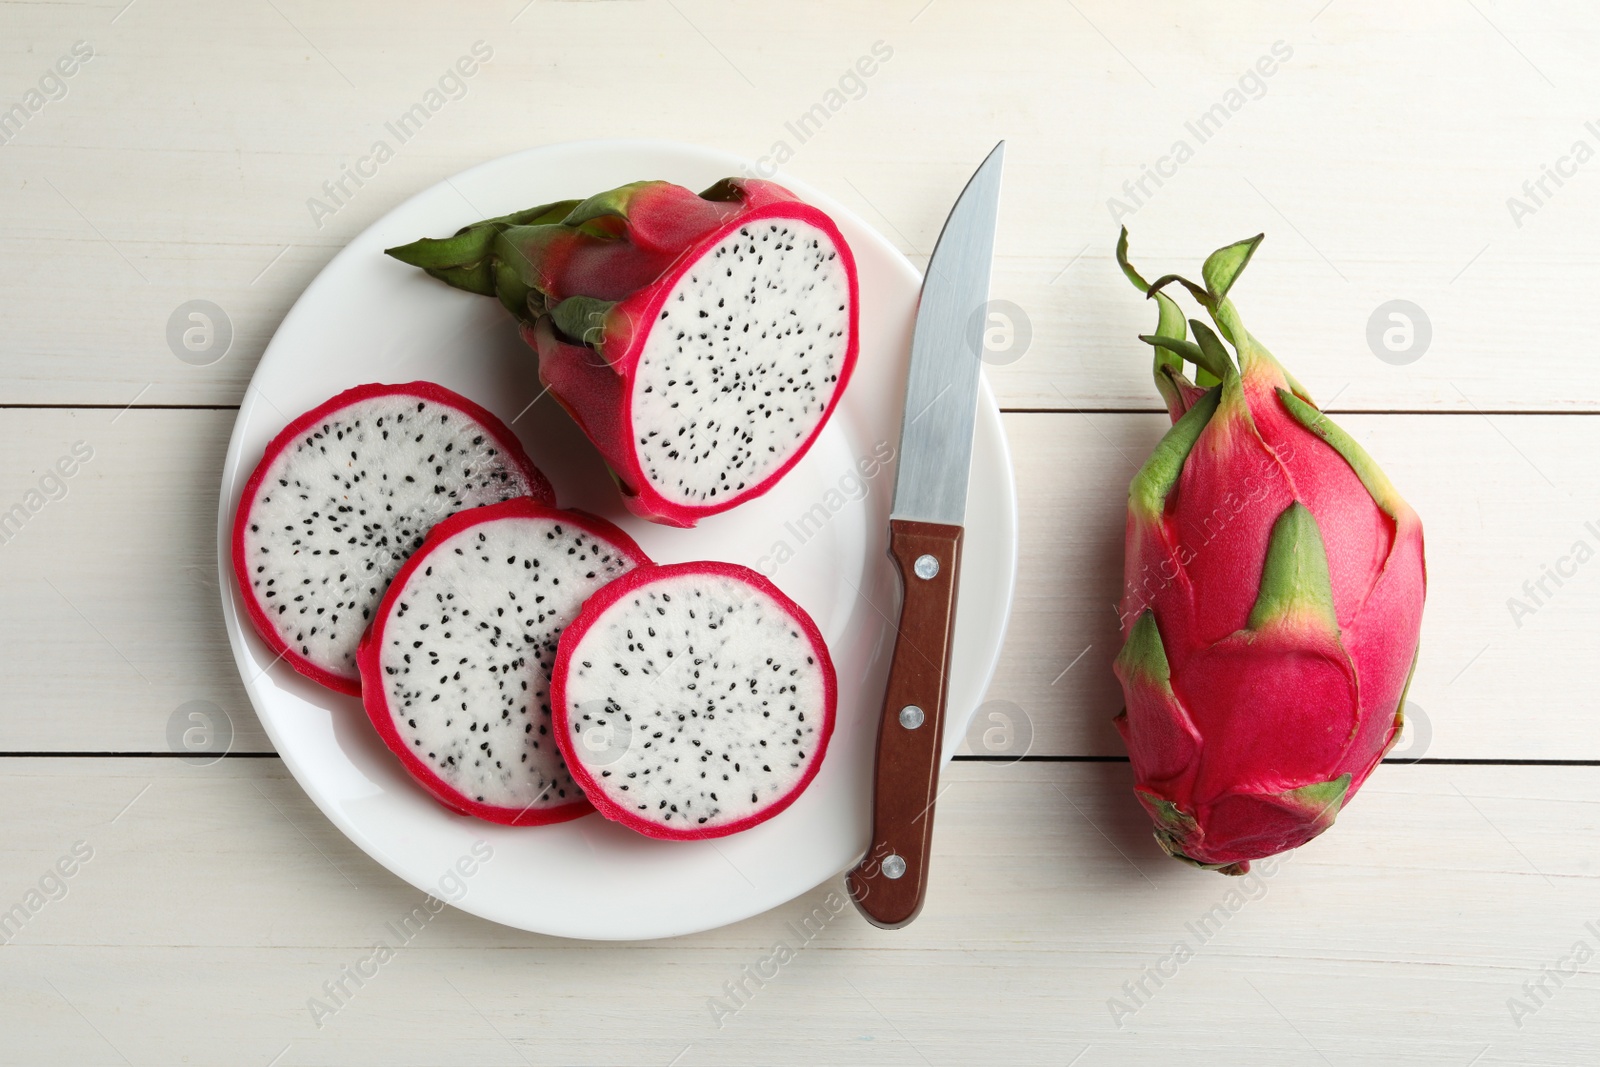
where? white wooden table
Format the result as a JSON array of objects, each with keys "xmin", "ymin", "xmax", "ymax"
[{"xmin": 2, "ymin": 2, "xmax": 1595, "ymax": 1063}]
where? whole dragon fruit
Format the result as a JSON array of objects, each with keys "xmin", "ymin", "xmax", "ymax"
[
  {"xmin": 387, "ymin": 179, "xmax": 859, "ymax": 528},
  {"xmin": 1111, "ymin": 230, "xmax": 1426, "ymax": 874}
]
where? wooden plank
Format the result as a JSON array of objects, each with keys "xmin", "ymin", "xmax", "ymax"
[
  {"xmin": 0, "ymin": 757, "xmax": 1594, "ymax": 1064},
  {"xmin": 0, "ymin": 408, "xmax": 267, "ymax": 754},
  {"xmin": 0, "ymin": 407, "xmax": 1587, "ymax": 759},
  {"xmin": 0, "ymin": 2, "xmax": 1594, "ymax": 410}
]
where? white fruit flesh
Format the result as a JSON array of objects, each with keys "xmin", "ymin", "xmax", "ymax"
[
  {"xmin": 561, "ymin": 570, "xmax": 828, "ymax": 832},
  {"xmin": 376, "ymin": 516, "xmax": 637, "ymax": 812},
  {"xmin": 240, "ymin": 395, "xmax": 533, "ymax": 679},
  {"xmin": 630, "ymin": 217, "xmax": 851, "ymax": 507}
]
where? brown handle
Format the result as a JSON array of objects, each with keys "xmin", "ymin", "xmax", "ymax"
[{"xmin": 846, "ymin": 518, "xmax": 964, "ymax": 929}]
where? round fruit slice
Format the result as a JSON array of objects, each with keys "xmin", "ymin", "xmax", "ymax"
[
  {"xmin": 357, "ymin": 498, "xmax": 649, "ymax": 825},
  {"xmin": 551, "ymin": 561, "xmax": 836, "ymax": 840},
  {"xmin": 231, "ymin": 381, "xmax": 553, "ymax": 694}
]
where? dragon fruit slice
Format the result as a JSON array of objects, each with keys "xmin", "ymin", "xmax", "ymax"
[
  {"xmin": 231, "ymin": 382, "xmax": 553, "ymax": 695},
  {"xmin": 356, "ymin": 498, "xmax": 648, "ymax": 825},
  {"xmin": 549, "ymin": 561, "xmax": 836, "ymax": 839},
  {"xmin": 1111, "ymin": 230, "xmax": 1427, "ymax": 874},
  {"xmin": 387, "ymin": 178, "xmax": 859, "ymax": 528}
]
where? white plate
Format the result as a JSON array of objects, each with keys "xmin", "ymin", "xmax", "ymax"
[{"xmin": 217, "ymin": 140, "xmax": 1018, "ymax": 940}]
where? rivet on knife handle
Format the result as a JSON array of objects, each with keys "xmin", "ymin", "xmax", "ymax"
[{"xmin": 846, "ymin": 518, "xmax": 964, "ymax": 929}]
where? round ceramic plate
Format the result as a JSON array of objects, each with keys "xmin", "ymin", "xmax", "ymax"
[{"xmin": 217, "ymin": 140, "xmax": 1018, "ymax": 940}]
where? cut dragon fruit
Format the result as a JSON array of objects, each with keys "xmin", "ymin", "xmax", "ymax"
[
  {"xmin": 550, "ymin": 561, "xmax": 836, "ymax": 839},
  {"xmin": 356, "ymin": 498, "xmax": 649, "ymax": 825},
  {"xmin": 387, "ymin": 178, "xmax": 859, "ymax": 528},
  {"xmin": 231, "ymin": 382, "xmax": 553, "ymax": 695}
]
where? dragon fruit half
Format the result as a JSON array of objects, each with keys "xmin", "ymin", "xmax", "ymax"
[
  {"xmin": 387, "ymin": 178, "xmax": 859, "ymax": 528},
  {"xmin": 550, "ymin": 561, "xmax": 836, "ymax": 840},
  {"xmin": 357, "ymin": 497, "xmax": 648, "ymax": 825},
  {"xmin": 231, "ymin": 382, "xmax": 553, "ymax": 694},
  {"xmin": 1111, "ymin": 230, "xmax": 1426, "ymax": 874}
]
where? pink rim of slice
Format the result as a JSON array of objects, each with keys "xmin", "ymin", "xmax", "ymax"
[
  {"xmin": 231, "ymin": 381, "xmax": 554, "ymax": 696},
  {"xmin": 356, "ymin": 497, "xmax": 650, "ymax": 826},
  {"xmin": 549, "ymin": 560, "xmax": 838, "ymax": 840}
]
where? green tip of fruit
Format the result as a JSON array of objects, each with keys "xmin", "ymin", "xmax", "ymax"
[
  {"xmin": 1137, "ymin": 792, "xmax": 1250, "ymax": 874},
  {"xmin": 385, "ymin": 200, "xmax": 580, "ymax": 302},
  {"xmin": 1247, "ymin": 501, "xmax": 1340, "ymax": 635},
  {"xmin": 1187, "ymin": 318, "xmax": 1237, "ymax": 382},
  {"xmin": 1382, "ymin": 647, "xmax": 1422, "ymax": 757},
  {"xmin": 1201, "ymin": 233, "xmax": 1264, "ymax": 302},
  {"xmin": 1121, "ymin": 229, "xmax": 1198, "ymax": 414},
  {"xmin": 1146, "ymin": 271, "xmax": 1215, "ymax": 309},
  {"xmin": 560, "ymin": 181, "xmax": 663, "ymax": 228},
  {"xmin": 1138, "ymin": 789, "xmax": 1197, "ymax": 834},
  {"xmin": 1116, "ymin": 226, "xmax": 1145, "ymax": 291},
  {"xmin": 1116, "ymin": 611, "xmax": 1173, "ymax": 688},
  {"xmin": 1129, "ymin": 387, "xmax": 1220, "ymax": 519},
  {"xmin": 385, "ymin": 230, "xmax": 499, "ymax": 297},
  {"xmin": 549, "ymin": 295, "xmax": 619, "ymax": 349},
  {"xmin": 1278, "ymin": 774, "xmax": 1352, "ymax": 827},
  {"xmin": 1137, "ymin": 332, "xmax": 1208, "ymax": 369}
]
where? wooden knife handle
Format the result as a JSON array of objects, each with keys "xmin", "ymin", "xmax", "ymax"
[{"xmin": 846, "ymin": 518, "xmax": 964, "ymax": 929}]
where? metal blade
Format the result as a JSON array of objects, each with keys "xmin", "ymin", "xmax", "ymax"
[{"xmin": 891, "ymin": 141, "xmax": 1004, "ymax": 526}]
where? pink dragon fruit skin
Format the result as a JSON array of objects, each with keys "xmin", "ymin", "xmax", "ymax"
[{"xmin": 1112, "ymin": 229, "xmax": 1427, "ymax": 875}]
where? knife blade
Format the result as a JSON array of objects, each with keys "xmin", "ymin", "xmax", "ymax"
[{"xmin": 846, "ymin": 141, "xmax": 1004, "ymax": 929}]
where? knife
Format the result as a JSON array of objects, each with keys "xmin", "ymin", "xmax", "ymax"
[{"xmin": 846, "ymin": 142, "xmax": 1004, "ymax": 929}]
